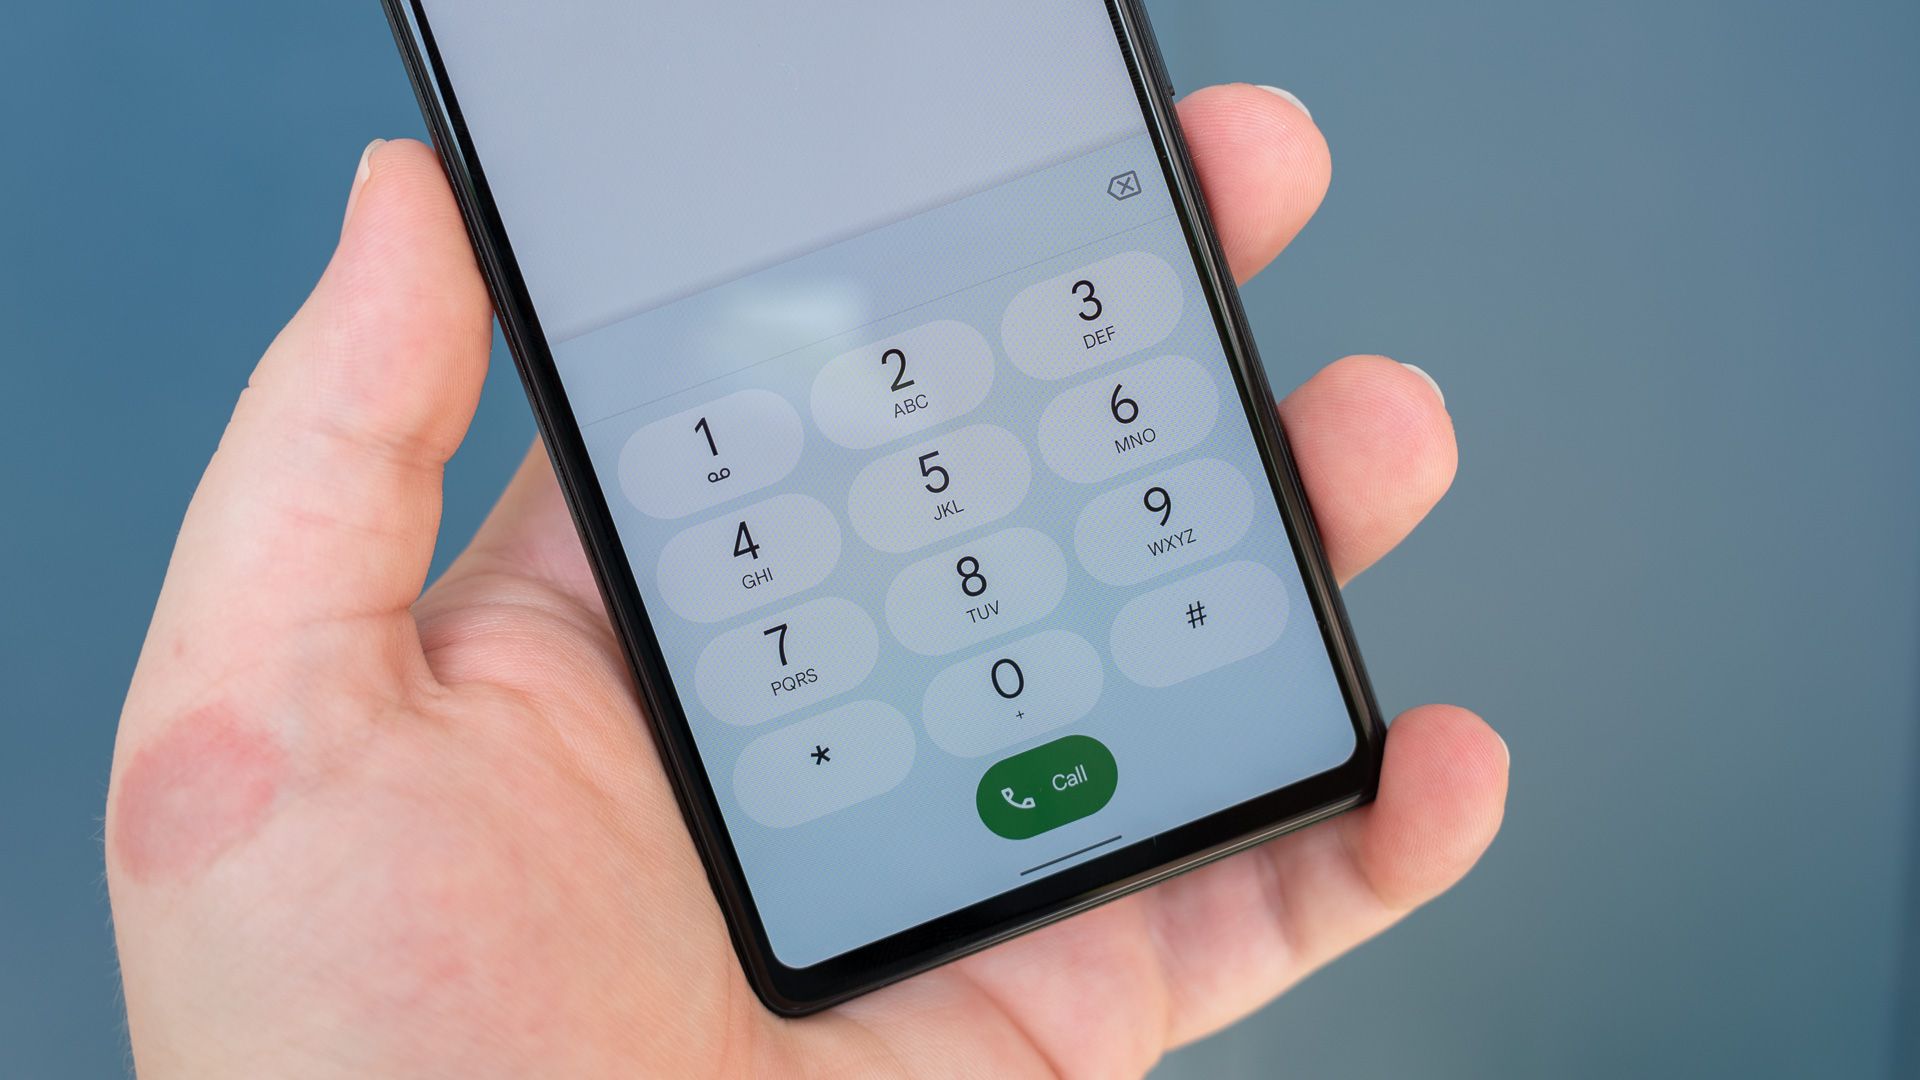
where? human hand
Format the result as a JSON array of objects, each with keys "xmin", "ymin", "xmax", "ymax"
[{"xmin": 107, "ymin": 83, "xmax": 1505, "ymax": 1078}]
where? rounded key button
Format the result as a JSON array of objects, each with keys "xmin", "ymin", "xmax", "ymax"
[
  {"xmin": 1110, "ymin": 561, "xmax": 1289, "ymax": 688},
  {"xmin": 811, "ymin": 320, "xmax": 995, "ymax": 450},
  {"xmin": 656, "ymin": 493, "xmax": 841, "ymax": 624},
  {"xmin": 922, "ymin": 630, "xmax": 1104, "ymax": 758},
  {"xmin": 847, "ymin": 424, "xmax": 1031, "ymax": 554},
  {"xmin": 1073, "ymin": 458, "xmax": 1257, "ymax": 587},
  {"xmin": 619, "ymin": 389, "xmax": 803, "ymax": 519},
  {"xmin": 976, "ymin": 735, "xmax": 1118, "ymax": 840},
  {"xmin": 1000, "ymin": 250, "xmax": 1182, "ymax": 380},
  {"xmin": 884, "ymin": 527, "xmax": 1068, "ymax": 656},
  {"xmin": 732, "ymin": 701, "xmax": 916, "ymax": 828},
  {"xmin": 694, "ymin": 597, "xmax": 879, "ymax": 727},
  {"xmin": 1037, "ymin": 354, "xmax": 1220, "ymax": 484}
]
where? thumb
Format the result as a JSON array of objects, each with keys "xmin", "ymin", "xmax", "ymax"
[{"xmin": 133, "ymin": 138, "xmax": 492, "ymax": 705}]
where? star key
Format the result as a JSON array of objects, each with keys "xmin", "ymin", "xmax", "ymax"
[{"xmin": 810, "ymin": 744, "xmax": 831, "ymax": 765}]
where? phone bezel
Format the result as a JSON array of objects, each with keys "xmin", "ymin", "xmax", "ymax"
[{"xmin": 380, "ymin": 0, "xmax": 1387, "ymax": 1015}]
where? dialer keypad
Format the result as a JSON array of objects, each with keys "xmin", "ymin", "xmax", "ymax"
[
  {"xmin": 1001, "ymin": 251, "xmax": 1182, "ymax": 380},
  {"xmin": 655, "ymin": 493, "xmax": 841, "ymax": 623},
  {"xmin": 694, "ymin": 597, "xmax": 879, "ymax": 727},
  {"xmin": 847, "ymin": 424, "xmax": 1031, "ymax": 553},
  {"xmin": 620, "ymin": 389, "xmax": 804, "ymax": 520},
  {"xmin": 1038, "ymin": 354, "xmax": 1221, "ymax": 483},
  {"xmin": 812, "ymin": 320, "xmax": 995, "ymax": 449},
  {"xmin": 922, "ymin": 630, "xmax": 1105, "ymax": 758},
  {"xmin": 1110, "ymin": 561, "xmax": 1289, "ymax": 689},
  {"xmin": 625, "ymin": 249, "xmax": 1294, "ymax": 831},
  {"xmin": 732, "ymin": 701, "xmax": 916, "ymax": 828},
  {"xmin": 885, "ymin": 527, "xmax": 1070, "ymax": 656},
  {"xmin": 1074, "ymin": 457, "xmax": 1257, "ymax": 587}
]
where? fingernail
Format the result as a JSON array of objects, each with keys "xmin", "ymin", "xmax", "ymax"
[
  {"xmin": 1401, "ymin": 363, "xmax": 1445, "ymax": 409},
  {"xmin": 343, "ymin": 138, "xmax": 387, "ymax": 224},
  {"xmin": 1497, "ymin": 733, "xmax": 1511, "ymax": 770},
  {"xmin": 1255, "ymin": 85, "xmax": 1312, "ymax": 122}
]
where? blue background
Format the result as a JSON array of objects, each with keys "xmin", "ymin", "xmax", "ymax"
[{"xmin": 2, "ymin": 2, "xmax": 1915, "ymax": 1076}]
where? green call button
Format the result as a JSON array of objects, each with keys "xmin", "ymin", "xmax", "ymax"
[{"xmin": 976, "ymin": 735, "xmax": 1118, "ymax": 840}]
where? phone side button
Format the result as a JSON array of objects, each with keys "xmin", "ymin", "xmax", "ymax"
[{"xmin": 976, "ymin": 735, "xmax": 1118, "ymax": 840}]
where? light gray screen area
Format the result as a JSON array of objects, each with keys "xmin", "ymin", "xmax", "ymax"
[{"xmin": 419, "ymin": 0, "xmax": 1143, "ymax": 340}]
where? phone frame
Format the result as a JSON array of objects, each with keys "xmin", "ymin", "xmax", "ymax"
[{"xmin": 380, "ymin": 0, "xmax": 1387, "ymax": 1015}]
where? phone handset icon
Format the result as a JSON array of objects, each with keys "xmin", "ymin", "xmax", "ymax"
[{"xmin": 1000, "ymin": 787, "xmax": 1037, "ymax": 811}]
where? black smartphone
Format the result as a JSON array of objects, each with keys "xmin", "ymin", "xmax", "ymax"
[{"xmin": 383, "ymin": 0, "xmax": 1384, "ymax": 1014}]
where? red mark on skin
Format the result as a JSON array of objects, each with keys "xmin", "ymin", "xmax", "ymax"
[{"xmin": 111, "ymin": 706, "xmax": 285, "ymax": 886}]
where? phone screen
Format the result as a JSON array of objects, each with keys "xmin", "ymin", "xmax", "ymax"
[{"xmin": 412, "ymin": 0, "xmax": 1361, "ymax": 968}]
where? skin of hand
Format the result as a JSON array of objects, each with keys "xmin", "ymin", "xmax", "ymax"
[{"xmin": 106, "ymin": 84, "xmax": 1506, "ymax": 1079}]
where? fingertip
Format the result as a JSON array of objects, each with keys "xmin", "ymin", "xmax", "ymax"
[
  {"xmin": 1329, "ymin": 355, "xmax": 1457, "ymax": 484},
  {"xmin": 1252, "ymin": 85, "xmax": 1313, "ymax": 123},
  {"xmin": 1280, "ymin": 355, "xmax": 1458, "ymax": 583},
  {"xmin": 340, "ymin": 139, "xmax": 386, "ymax": 229},
  {"xmin": 1179, "ymin": 82, "xmax": 1327, "ymax": 161},
  {"xmin": 1387, "ymin": 704, "xmax": 1510, "ymax": 799},
  {"xmin": 292, "ymin": 137, "xmax": 491, "ymax": 459},
  {"xmin": 1346, "ymin": 705, "xmax": 1508, "ymax": 910},
  {"xmin": 336, "ymin": 138, "xmax": 471, "ymax": 262},
  {"xmin": 1177, "ymin": 83, "xmax": 1332, "ymax": 282}
]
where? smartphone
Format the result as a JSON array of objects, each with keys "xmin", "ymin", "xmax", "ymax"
[{"xmin": 383, "ymin": 0, "xmax": 1385, "ymax": 1014}]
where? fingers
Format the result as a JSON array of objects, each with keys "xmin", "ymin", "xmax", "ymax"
[
  {"xmin": 1177, "ymin": 83, "xmax": 1330, "ymax": 283},
  {"xmin": 1334, "ymin": 709, "xmax": 1509, "ymax": 911},
  {"xmin": 1182, "ymin": 93, "xmax": 1452, "ymax": 585},
  {"xmin": 1280, "ymin": 356, "xmax": 1456, "ymax": 584},
  {"xmin": 133, "ymin": 140, "xmax": 493, "ymax": 699},
  {"xmin": 1146, "ymin": 706, "xmax": 1509, "ymax": 1049}
]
